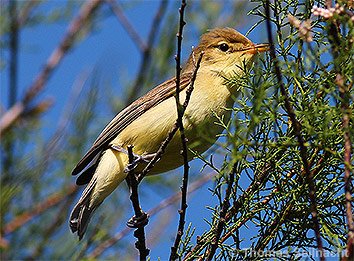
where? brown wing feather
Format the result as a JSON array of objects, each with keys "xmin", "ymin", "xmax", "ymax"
[{"xmin": 71, "ymin": 72, "xmax": 193, "ymax": 176}]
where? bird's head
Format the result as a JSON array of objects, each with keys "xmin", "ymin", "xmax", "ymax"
[{"xmin": 185, "ymin": 27, "xmax": 269, "ymax": 76}]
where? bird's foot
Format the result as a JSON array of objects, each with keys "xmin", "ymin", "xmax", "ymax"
[
  {"xmin": 110, "ymin": 144, "xmax": 156, "ymax": 173},
  {"xmin": 124, "ymin": 153, "xmax": 157, "ymax": 173},
  {"xmin": 127, "ymin": 212, "xmax": 149, "ymax": 228}
]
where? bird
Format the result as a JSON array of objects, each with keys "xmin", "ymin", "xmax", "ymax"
[{"xmin": 69, "ymin": 27, "xmax": 269, "ymax": 240}]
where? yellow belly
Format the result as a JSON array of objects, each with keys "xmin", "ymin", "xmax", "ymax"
[
  {"xmin": 90, "ymin": 71, "xmax": 235, "ymax": 206},
  {"xmin": 111, "ymin": 74, "xmax": 234, "ymax": 175}
]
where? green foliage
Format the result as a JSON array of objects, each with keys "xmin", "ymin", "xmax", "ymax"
[
  {"xmin": 1, "ymin": 0, "xmax": 352, "ymax": 260},
  {"xmin": 181, "ymin": 0, "xmax": 353, "ymax": 260}
]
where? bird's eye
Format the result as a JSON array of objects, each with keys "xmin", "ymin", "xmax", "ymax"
[{"xmin": 218, "ymin": 43, "xmax": 229, "ymax": 52}]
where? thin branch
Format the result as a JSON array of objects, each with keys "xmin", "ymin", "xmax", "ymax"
[
  {"xmin": 196, "ymin": 189, "xmax": 274, "ymax": 261},
  {"xmin": 183, "ymin": 163, "xmax": 270, "ymax": 261},
  {"xmin": 254, "ymin": 152, "xmax": 328, "ymax": 252},
  {"xmin": 264, "ymin": 1, "xmax": 325, "ymax": 260},
  {"xmin": 17, "ymin": 0, "xmax": 39, "ymax": 28},
  {"xmin": 4, "ymin": 0, "xmax": 19, "ymax": 186},
  {"xmin": 2, "ymin": 185, "xmax": 78, "ymax": 235},
  {"xmin": 136, "ymin": 51, "xmax": 204, "ymax": 184},
  {"xmin": 0, "ymin": 0, "xmax": 102, "ymax": 135},
  {"xmin": 323, "ymin": 2, "xmax": 354, "ymax": 257},
  {"xmin": 105, "ymin": 0, "xmax": 146, "ymax": 52},
  {"xmin": 88, "ymin": 172, "xmax": 215, "ymax": 259},
  {"xmin": 225, "ymin": 163, "xmax": 271, "ymax": 223},
  {"xmin": 343, "ymin": 108, "xmax": 354, "ymax": 261},
  {"xmin": 27, "ymin": 191, "xmax": 77, "ymax": 260},
  {"xmin": 9, "ymin": 0, "xmax": 18, "ymax": 108},
  {"xmin": 325, "ymin": 0, "xmax": 333, "ymax": 9},
  {"xmin": 125, "ymin": 145, "xmax": 150, "ymax": 261},
  {"xmin": 170, "ymin": 0, "xmax": 188, "ymax": 259},
  {"xmin": 21, "ymin": 98, "xmax": 54, "ymax": 119},
  {"xmin": 206, "ymin": 164, "xmax": 236, "ymax": 261},
  {"xmin": 185, "ymin": 150, "xmax": 329, "ymax": 260},
  {"xmin": 338, "ymin": 74, "xmax": 354, "ymax": 261},
  {"xmin": 1, "ymin": 71, "xmax": 89, "ymax": 236},
  {"xmin": 44, "ymin": 70, "xmax": 91, "ymax": 162},
  {"xmin": 125, "ymin": 0, "xmax": 168, "ymax": 105},
  {"xmin": 107, "ymin": 0, "xmax": 168, "ymax": 105}
]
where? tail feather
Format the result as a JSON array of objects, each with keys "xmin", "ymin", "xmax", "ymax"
[
  {"xmin": 69, "ymin": 177, "xmax": 98, "ymax": 240},
  {"xmin": 76, "ymin": 164, "xmax": 96, "ymax": 186},
  {"xmin": 75, "ymin": 150, "xmax": 103, "ymax": 186},
  {"xmin": 70, "ymin": 148, "xmax": 128, "ymax": 240}
]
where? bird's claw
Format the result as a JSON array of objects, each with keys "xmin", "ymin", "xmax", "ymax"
[
  {"xmin": 111, "ymin": 144, "xmax": 156, "ymax": 173},
  {"xmin": 123, "ymin": 153, "xmax": 156, "ymax": 173},
  {"xmin": 127, "ymin": 212, "xmax": 149, "ymax": 228},
  {"xmin": 124, "ymin": 162, "xmax": 138, "ymax": 173}
]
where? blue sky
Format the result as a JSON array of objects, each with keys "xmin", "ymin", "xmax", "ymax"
[{"xmin": 1, "ymin": 1, "xmax": 271, "ymax": 259}]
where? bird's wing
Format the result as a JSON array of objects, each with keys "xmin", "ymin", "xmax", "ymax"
[{"xmin": 72, "ymin": 72, "xmax": 193, "ymax": 176}]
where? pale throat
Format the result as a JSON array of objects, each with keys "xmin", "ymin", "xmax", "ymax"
[{"xmin": 206, "ymin": 53, "xmax": 254, "ymax": 78}]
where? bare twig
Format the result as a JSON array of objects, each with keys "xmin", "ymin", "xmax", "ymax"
[
  {"xmin": 125, "ymin": 0, "xmax": 168, "ymax": 105},
  {"xmin": 185, "ymin": 150, "xmax": 329, "ymax": 260},
  {"xmin": 27, "ymin": 190, "xmax": 77, "ymax": 260},
  {"xmin": 3, "ymin": 0, "xmax": 19, "ymax": 179},
  {"xmin": 254, "ymin": 152, "xmax": 328, "ymax": 252},
  {"xmin": 20, "ymin": 98, "xmax": 54, "ymax": 122},
  {"xmin": 2, "ymin": 185, "xmax": 78, "ymax": 235},
  {"xmin": 170, "ymin": 1, "xmax": 188, "ymax": 260},
  {"xmin": 136, "ymin": 51, "xmax": 204, "ymax": 184},
  {"xmin": 1, "ymin": 71, "xmax": 89, "ymax": 238},
  {"xmin": 206, "ymin": 164, "xmax": 236, "ymax": 261},
  {"xmin": 125, "ymin": 145, "xmax": 150, "ymax": 261},
  {"xmin": 196, "ymin": 189, "xmax": 274, "ymax": 261},
  {"xmin": 88, "ymin": 172, "xmax": 215, "ymax": 259},
  {"xmin": 1, "ymin": 72, "xmax": 88, "ymax": 242},
  {"xmin": 106, "ymin": 0, "xmax": 168, "ymax": 104},
  {"xmin": 325, "ymin": 0, "xmax": 333, "ymax": 9},
  {"xmin": 105, "ymin": 0, "xmax": 146, "ymax": 52},
  {"xmin": 183, "ymin": 163, "xmax": 270, "ymax": 261},
  {"xmin": 44, "ymin": 70, "xmax": 91, "ymax": 161},
  {"xmin": 343, "ymin": 113, "xmax": 354, "ymax": 260},
  {"xmin": 124, "ymin": 19, "xmax": 204, "ymax": 261},
  {"xmin": 0, "ymin": 0, "xmax": 102, "ymax": 135},
  {"xmin": 9, "ymin": 0, "xmax": 18, "ymax": 108},
  {"xmin": 264, "ymin": 1, "xmax": 325, "ymax": 259},
  {"xmin": 323, "ymin": 2, "xmax": 354, "ymax": 257},
  {"xmin": 338, "ymin": 75, "xmax": 354, "ymax": 261},
  {"xmin": 17, "ymin": 0, "xmax": 39, "ymax": 28}
]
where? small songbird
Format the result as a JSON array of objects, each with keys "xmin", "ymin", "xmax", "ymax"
[{"xmin": 69, "ymin": 28, "xmax": 269, "ymax": 239}]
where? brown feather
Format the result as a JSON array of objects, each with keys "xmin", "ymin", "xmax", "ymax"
[
  {"xmin": 69, "ymin": 177, "xmax": 98, "ymax": 240},
  {"xmin": 71, "ymin": 72, "xmax": 193, "ymax": 176}
]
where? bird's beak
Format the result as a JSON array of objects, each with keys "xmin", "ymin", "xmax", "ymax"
[{"xmin": 243, "ymin": 43, "xmax": 271, "ymax": 54}]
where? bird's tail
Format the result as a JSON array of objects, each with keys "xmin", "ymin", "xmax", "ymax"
[
  {"xmin": 69, "ymin": 177, "xmax": 99, "ymax": 240},
  {"xmin": 69, "ymin": 148, "xmax": 129, "ymax": 240}
]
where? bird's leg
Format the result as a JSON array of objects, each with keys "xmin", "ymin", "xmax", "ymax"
[
  {"xmin": 126, "ymin": 212, "xmax": 149, "ymax": 228},
  {"xmin": 110, "ymin": 144, "xmax": 156, "ymax": 173},
  {"xmin": 125, "ymin": 145, "xmax": 150, "ymax": 230}
]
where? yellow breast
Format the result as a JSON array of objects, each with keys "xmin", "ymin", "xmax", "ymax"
[{"xmin": 111, "ymin": 71, "xmax": 235, "ymax": 174}]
